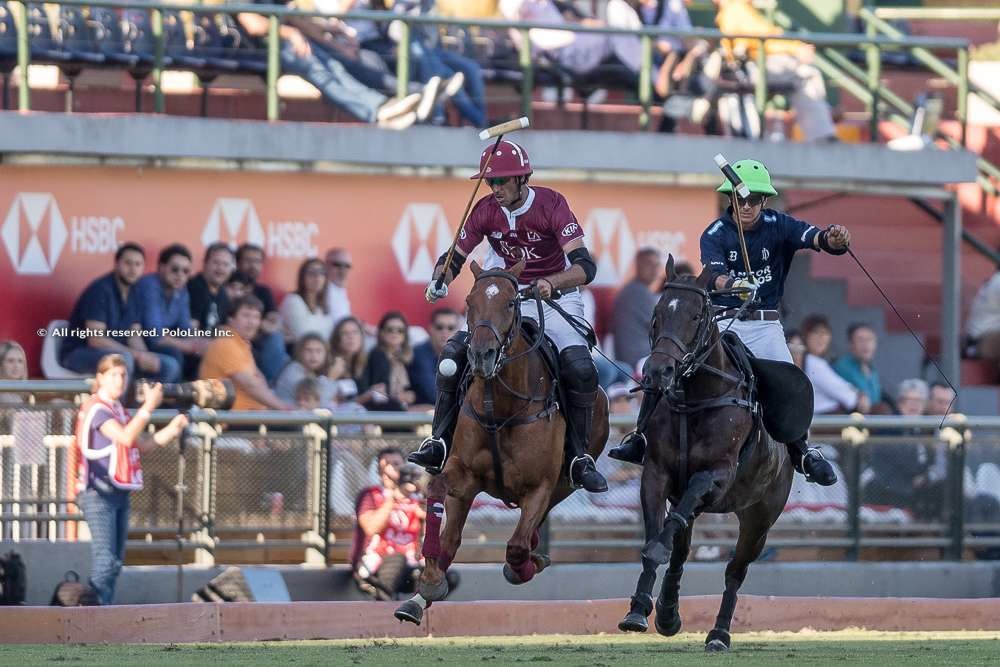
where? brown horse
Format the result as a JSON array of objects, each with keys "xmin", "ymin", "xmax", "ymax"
[
  {"xmin": 618, "ymin": 257, "xmax": 793, "ymax": 651},
  {"xmin": 395, "ymin": 260, "xmax": 609, "ymax": 623}
]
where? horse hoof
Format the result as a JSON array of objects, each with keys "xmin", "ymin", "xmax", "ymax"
[
  {"xmin": 418, "ymin": 577, "xmax": 450, "ymax": 602},
  {"xmin": 502, "ymin": 563, "xmax": 528, "ymax": 585},
  {"xmin": 641, "ymin": 540, "xmax": 670, "ymax": 565},
  {"xmin": 654, "ymin": 612, "xmax": 681, "ymax": 637},
  {"xmin": 394, "ymin": 599, "xmax": 423, "ymax": 626},
  {"xmin": 705, "ymin": 639, "xmax": 729, "ymax": 653},
  {"xmin": 618, "ymin": 612, "xmax": 649, "ymax": 633},
  {"xmin": 705, "ymin": 628, "xmax": 731, "ymax": 652}
]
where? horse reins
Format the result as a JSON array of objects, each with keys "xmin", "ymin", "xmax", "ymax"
[{"xmin": 465, "ymin": 269, "xmax": 560, "ymax": 498}]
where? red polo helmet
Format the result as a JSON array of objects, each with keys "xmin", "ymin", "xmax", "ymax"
[{"xmin": 471, "ymin": 140, "xmax": 532, "ymax": 179}]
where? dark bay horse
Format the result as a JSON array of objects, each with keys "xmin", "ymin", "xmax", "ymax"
[
  {"xmin": 619, "ymin": 257, "xmax": 793, "ymax": 652},
  {"xmin": 396, "ymin": 260, "xmax": 609, "ymax": 623}
]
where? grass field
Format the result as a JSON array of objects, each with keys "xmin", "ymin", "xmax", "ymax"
[{"xmin": 3, "ymin": 631, "xmax": 999, "ymax": 666}]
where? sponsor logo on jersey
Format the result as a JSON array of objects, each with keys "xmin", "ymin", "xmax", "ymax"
[
  {"xmin": 526, "ymin": 230, "xmax": 542, "ymax": 242},
  {"xmin": 728, "ymin": 250, "xmax": 738, "ymax": 262},
  {"xmin": 561, "ymin": 223, "xmax": 580, "ymax": 237},
  {"xmin": 762, "ymin": 247, "xmax": 769, "ymax": 261}
]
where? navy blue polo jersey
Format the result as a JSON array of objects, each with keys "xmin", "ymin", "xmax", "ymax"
[{"xmin": 700, "ymin": 208, "xmax": 820, "ymax": 310}]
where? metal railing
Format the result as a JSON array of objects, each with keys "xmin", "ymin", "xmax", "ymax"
[
  {"xmin": 1, "ymin": 378, "xmax": 998, "ymax": 564},
  {"xmin": 5, "ymin": 0, "xmax": 970, "ymax": 132}
]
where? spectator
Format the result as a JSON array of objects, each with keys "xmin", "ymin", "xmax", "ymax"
[
  {"xmin": 235, "ymin": 0, "xmax": 442, "ymax": 128},
  {"xmin": 360, "ymin": 311, "xmax": 416, "ymax": 410},
  {"xmin": 330, "ymin": 315, "xmax": 382, "ymax": 403},
  {"xmin": 966, "ymin": 269, "xmax": 1000, "ymax": 368},
  {"xmin": 274, "ymin": 332, "xmax": 339, "ymax": 406},
  {"xmin": 235, "ymin": 244, "xmax": 290, "ymax": 384},
  {"xmin": 633, "ymin": 0, "xmax": 707, "ymax": 98},
  {"xmin": 863, "ymin": 378, "xmax": 937, "ymax": 517},
  {"xmin": 800, "ymin": 315, "xmax": 869, "ymax": 415},
  {"xmin": 713, "ymin": 0, "xmax": 837, "ymax": 142},
  {"xmin": 351, "ymin": 447, "xmax": 428, "ymax": 600},
  {"xmin": 188, "ymin": 242, "xmax": 235, "ymax": 334},
  {"xmin": 785, "ymin": 329, "xmax": 805, "ymax": 368},
  {"xmin": 280, "ymin": 258, "xmax": 337, "ymax": 343},
  {"xmin": 409, "ymin": 308, "xmax": 461, "ymax": 407},
  {"xmin": 324, "ymin": 248, "xmax": 355, "ymax": 327},
  {"xmin": 199, "ymin": 295, "xmax": 294, "ymax": 411},
  {"xmin": 349, "ymin": 0, "xmax": 486, "ymax": 127},
  {"xmin": 61, "ymin": 243, "xmax": 180, "ymax": 383},
  {"xmin": 225, "ymin": 271, "xmax": 253, "ymax": 303},
  {"xmin": 294, "ymin": 377, "xmax": 322, "ymax": 410},
  {"xmin": 76, "ymin": 355, "xmax": 188, "ymax": 604},
  {"xmin": 134, "ymin": 244, "xmax": 211, "ymax": 377},
  {"xmin": 499, "ymin": 0, "xmax": 641, "ymax": 87},
  {"xmin": 896, "ymin": 377, "xmax": 929, "ymax": 417},
  {"xmin": 832, "ymin": 323, "xmax": 882, "ymax": 408},
  {"xmin": 613, "ymin": 248, "xmax": 663, "ymax": 370},
  {"xmin": 580, "ymin": 285, "xmax": 621, "ymax": 389},
  {"xmin": 606, "ymin": 382, "xmax": 637, "ymax": 415},
  {"xmin": 0, "ymin": 341, "xmax": 28, "ymax": 404},
  {"xmin": 927, "ymin": 382, "xmax": 956, "ymax": 416}
]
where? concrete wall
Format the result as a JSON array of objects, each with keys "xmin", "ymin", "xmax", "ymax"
[{"xmin": 8, "ymin": 540, "xmax": 999, "ymax": 605}]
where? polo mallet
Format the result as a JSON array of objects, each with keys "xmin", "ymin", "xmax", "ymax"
[
  {"xmin": 434, "ymin": 116, "xmax": 530, "ymax": 291},
  {"xmin": 714, "ymin": 154, "xmax": 755, "ymax": 283}
]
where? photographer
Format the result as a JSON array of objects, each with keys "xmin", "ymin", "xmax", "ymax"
[
  {"xmin": 350, "ymin": 447, "xmax": 428, "ymax": 600},
  {"xmin": 75, "ymin": 354, "xmax": 188, "ymax": 605}
]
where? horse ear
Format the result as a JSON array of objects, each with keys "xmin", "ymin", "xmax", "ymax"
[
  {"xmin": 470, "ymin": 260, "xmax": 482, "ymax": 278},
  {"xmin": 665, "ymin": 254, "xmax": 676, "ymax": 282},
  {"xmin": 510, "ymin": 259, "xmax": 526, "ymax": 279},
  {"xmin": 695, "ymin": 266, "xmax": 713, "ymax": 289}
]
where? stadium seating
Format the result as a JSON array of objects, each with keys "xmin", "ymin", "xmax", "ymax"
[{"xmin": 39, "ymin": 320, "xmax": 88, "ymax": 380}]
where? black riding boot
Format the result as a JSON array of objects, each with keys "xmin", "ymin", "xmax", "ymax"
[
  {"xmin": 786, "ymin": 436, "xmax": 837, "ymax": 486},
  {"xmin": 560, "ymin": 347, "xmax": 608, "ymax": 493},
  {"xmin": 408, "ymin": 333, "xmax": 470, "ymax": 475},
  {"xmin": 607, "ymin": 391, "xmax": 657, "ymax": 465}
]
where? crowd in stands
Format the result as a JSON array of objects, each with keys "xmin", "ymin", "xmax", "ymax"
[{"xmin": 8, "ymin": 0, "xmax": 840, "ymax": 140}]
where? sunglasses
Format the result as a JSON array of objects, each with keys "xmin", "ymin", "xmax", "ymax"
[
  {"xmin": 327, "ymin": 261, "xmax": 352, "ymax": 269},
  {"xmin": 487, "ymin": 177, "xmax": 511, "ymax": 187},
  {"xmin": 735, "ymin": 194, "xmax": 766, "ymax": 207}
]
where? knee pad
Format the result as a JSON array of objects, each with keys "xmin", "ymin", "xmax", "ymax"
[
  {"xmin": 559, "ymin": 346, "xmax": 597, "ymax": 403},
  {"xmin": 437, "ymin": 331, "xmax": 471, "ymax": 392}
]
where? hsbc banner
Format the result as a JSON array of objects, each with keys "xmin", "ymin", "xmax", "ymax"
[{"xmin": 0, "ymin": 165, "xmax": 715, "ymax": 372}]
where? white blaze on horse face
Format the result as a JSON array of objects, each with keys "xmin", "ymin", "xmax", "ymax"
[
  {"xmin": 667, "ymin": 298, "xmax": 679, "ymax": 313},
  {"xmin": 485, "ymin": 284, "xmax": 500, "ymax": 300}
]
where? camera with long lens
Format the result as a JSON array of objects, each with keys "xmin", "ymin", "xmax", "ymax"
[{"xmin": 135, "ymin": 378, "xmax": 236, "ymax": 410}]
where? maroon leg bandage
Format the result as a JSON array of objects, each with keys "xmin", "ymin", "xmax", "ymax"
[
  {"xmin": 506, "ymin": 544, "xmax": 536, "ymax": 583},
  {"xmin": 422, "ymin": 496, "xmax": 445, "ymax": 561}
]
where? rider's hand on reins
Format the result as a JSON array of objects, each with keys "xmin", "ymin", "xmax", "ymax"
[{"xmin": 825, "ymin": 224, "xmax": 851, "ymax": 250}]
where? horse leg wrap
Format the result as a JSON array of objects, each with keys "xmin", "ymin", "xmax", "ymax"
[
  {"xmin": 506, "ymin": 544, "xmax": 536, "ymax": 583},
  {"xmin": 421, "ymin": 496, "xmax": 446, "ymax": 561},
  {"xmin": 629, "ymin": 593, "xmax": 654, "ymax": 617}
]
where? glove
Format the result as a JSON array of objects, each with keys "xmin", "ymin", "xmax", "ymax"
[
  {"xmin": 424, "ymin": 281, "xmax": 448, "ymax": 303},
  {"xmin": 731, "ymin": 278, "xmax": 758, "ymax": 301}
]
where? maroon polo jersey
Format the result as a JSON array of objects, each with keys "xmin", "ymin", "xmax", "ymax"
[{"xmin": 457, "ymin": 187, "xmax": 584, "ymax": 283}]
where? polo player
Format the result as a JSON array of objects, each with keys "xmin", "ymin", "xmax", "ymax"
[
  {"xmin": 610, "ymin": 158, "xmax": 850, "ymax": 486},
  {"xmin": 408, "ymin": 140, "xmax": 608, "ymax": 493}
]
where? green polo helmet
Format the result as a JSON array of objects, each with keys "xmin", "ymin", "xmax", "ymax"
[{"xmin": 716, "ymin": 159, "xmax": 778, "ymax": 197}]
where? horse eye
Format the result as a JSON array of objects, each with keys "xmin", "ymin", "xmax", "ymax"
[{"xmin": 508, "ymin": 299, "xmax": 516, "ymax": 309}]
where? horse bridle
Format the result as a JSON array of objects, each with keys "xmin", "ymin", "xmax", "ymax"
[
  {"xmin": 469, "ymin": 268, "xmax": 547, "ymax": 380},
  {"xmin": 647, "ymin": 281, "xmax": 754, "ymax": 391}
]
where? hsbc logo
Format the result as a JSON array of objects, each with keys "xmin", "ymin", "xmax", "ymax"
[
  {"xmin": 2, "ymin": 193, "xmax": 68, "ymax": 275},
  {"xmin": 201, "ymin": 198, "xmax": 317, "ymax": 259},
  {"xmin": 392, "ymin": 203, "xmax": 452, "ymax": 283},
  {"xmin": 202, "ymin": 198, "xmax": 265, "ymax": 250},
  {"xmin": 582, "ymin": 208, "xmax": 635, "ymax": 287}
]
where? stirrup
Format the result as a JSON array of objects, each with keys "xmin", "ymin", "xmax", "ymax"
[
  {"xmin": 408, "ymin": 436, "xmax": 448, "ymax": 474},
  {"xmin": 568, "ymin": 454, "xmax": 598, "ymax": 488}
]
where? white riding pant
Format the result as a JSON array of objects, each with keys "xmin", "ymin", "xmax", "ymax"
[
  {"xmin": 717, "ymin": 318, "xmax": 793, "ymax": 364},
  {"xmin": 520, "ymin": 288, "xmax": 589, "ymax": 351}
]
